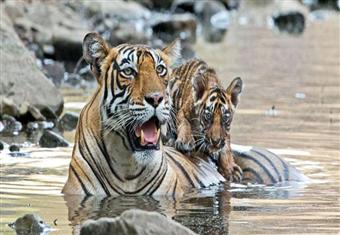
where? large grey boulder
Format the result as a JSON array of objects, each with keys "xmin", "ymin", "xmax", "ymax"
[
  {"xmin": 80, "ymin": 209, "xmax": 197, "ymax": 235},
  {"xmin": 4, "ymin": 0, "xmax": 89, "ymax": 62},
  {"xmin": 0, "ymin": 7, "xmax": 64, "ymax": 118}
]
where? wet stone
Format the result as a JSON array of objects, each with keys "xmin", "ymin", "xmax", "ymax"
[
  {"xmin": 9, "ymin": 144, "xmax": 20, "ymax": 152},
  {"xmin": 40, "ymin": 106, "xmax": 58, "ymax": 121},
  {"xmin": 39, "ymin": 130, "xmax": 69, "ymax": 148},
  {"xmin": 272, "ymin": 11, "xmax": 305, "ymax": 35},
  {"xmin": 0, "ymin": 141, "xmax": 4, "ymax": 150},
  {"xmin": 80, "ymin": 209, "xmax": 197, "ymax": 235},
  {"xmin": 59, "ymin": 112, "xmax": 79, "ymax": 131},
  {"xmin": 8, "ymin": 213, "xmax": 52, "ymax": 235}
]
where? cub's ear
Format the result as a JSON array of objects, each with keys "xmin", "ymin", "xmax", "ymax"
[
  {"xmin": 83, "ymin": 32, "xmax": 109, "ymax": 78},
  {"xmin": 162, "ymin": 39, "xmax": 181, "ymax": 65},
  {"xmin": 192, "ymin": 70, "xmax": 208, "ymax": 103},
  {"xmin": 226, "ymin": 77, "xmax": 243, "ymax": 107}
]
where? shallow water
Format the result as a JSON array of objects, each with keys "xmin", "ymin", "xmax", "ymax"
[{"xmin": 1, "ymin": 4, "xmax": 340, "ymax": 235}]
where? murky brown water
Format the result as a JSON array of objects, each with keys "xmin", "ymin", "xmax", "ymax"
[{"xmin": 1, "ymin": 3, "xmax": 340, "ymax": 235}]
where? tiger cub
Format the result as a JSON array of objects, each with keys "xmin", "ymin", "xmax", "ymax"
[{"xmin": 167, "ymin": 59, "xmax": 243, "ymax": 182}]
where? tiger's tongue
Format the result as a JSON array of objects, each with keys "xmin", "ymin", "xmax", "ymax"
[{"xmin": 136, "ymin": 119, "xmax": 158, "ymax": 145}]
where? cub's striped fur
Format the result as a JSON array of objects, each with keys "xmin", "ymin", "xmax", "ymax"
[{"xmin": 167, "ymin": 59, "xmax": 243, "ymax": 182}]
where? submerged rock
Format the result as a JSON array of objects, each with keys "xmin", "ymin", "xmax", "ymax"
[
  {"xmin": 8, "ymin": 214, "xmax": 52, "ymax": 235},
  {"xmin": 39, "ymin": 130, "xmax": 69, "ymax": 148},
  {"xmin": 59, "ymin": 112, "xmax": 79, "ymax": 131},
  {"xmin": 9, "ymin": 144, "xmax": 20, "ymax": 152},
  {"xmin": 80, "ymin": 209, "xmax": 197, "ymax": 235}
]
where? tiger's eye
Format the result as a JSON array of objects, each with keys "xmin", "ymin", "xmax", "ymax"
[
  {"xmin": 122, "ymin": 67, "xmax": 134, "ymax": 76},
  {"xmin": 156, "ymin": 65, "xmax": 167, "ymax": 75}
]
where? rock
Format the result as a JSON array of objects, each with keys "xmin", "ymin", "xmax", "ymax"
[
  {"xmin": 83, "ymin": 0, "xmax": 151, "ymax": 21},
  {"xmin": 194, "ymin": 0, "xmax": 229, "ymax": 42},
  {"xmin": 42, "ymin": 60, "xmax": 65, "ymax": 87},
  {"xmin": 80, "ymin": 209, "xmax": 197, "ymax": 235},
  {"xmin": 8, "ymin": 214, "xmax": 52, "ymax": 235},
  {"xmin": 300, "ymin": 0, "xmax": 340, "ymax": 11},
  {"xmin": 17, "ymin": 103, "xmax": 46, "ymax": 122},
  {"xmin": 9, "ymin": 144, "xmax": 20, "ymax": 152},
  {"xmin": 171, "ymin": 0, "xmax": 195, "ymax": 14},
  {"xmin": 0, "ymin": 115, "xmax": 22, "ymax": 135},
  {"xmin": 110, "ymin": 23, "xmax": 150, "ymax": 46},
  {"xmin": 0, "ymin": 97, "xmax": 19, "ymax": 117},
  {"xmin": 146, "ymin": 0, "xmax": 174, "ymax": 9},
  {"xmin": 26, "ymin": 122, "xmax": 39, "ymax": 132},
  {"xmin": 39, "ymin": 130, "xmax": 69, "ymax": 148},
  {"xmin": 37, "ymin": 121, "xmax": 54, "ymax": 130},
  {"xmin": 0, "ymin": 8, "xmax": 64, "ymax": 117},
  {"xmin": 40, "ymin": 106, "xmax": 58, "ymax": 121},
  {"xmin": 151, "ymin": 13, "xmax": 197, "ymax": 43},
  {"xmin": 271, "ymin": 11, "xmax": 305, "ymax": 35},
  {"xmin": 59, "ymin": 112, "xmax": 79, "ymax": 131},
  {"xmin": 0, "ymin": 141, "xmax": 4, "ymax": 150},
  {"xmin": 4, "ymin": 0, "xmax": 90, "ymax": 62},
  {"xmin": 220, "ymin": 0, "xmax": 241, "ymax": 10}
]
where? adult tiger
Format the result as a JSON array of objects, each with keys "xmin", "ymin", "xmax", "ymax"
[
  {"xmin": 62, "ymin": 33, "xmax": 224, "ymax": 195},
  {"xmin": 62, "ymin": 33, "xmax": 306, "ymax": 195}
]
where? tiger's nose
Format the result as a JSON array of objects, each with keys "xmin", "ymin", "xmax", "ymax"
[{"xmin": 145, "ymin": 93, "xmax": 164, "ymax": 108}]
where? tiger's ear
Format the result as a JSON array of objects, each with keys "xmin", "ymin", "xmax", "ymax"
[
  {"xmin": 192, "ymin": 71, "xmax": 208, "ymax": 103},
  {"xmin": 83, "ymin": 32, "xmax": 109, "ymax": 78},
  {"xmin": 162, "ymin": 39, "xmax": 181, "ymax": 65},
  {"xmin": 226, "ymin": 77, "xmax": 243, "ymax": 107}
]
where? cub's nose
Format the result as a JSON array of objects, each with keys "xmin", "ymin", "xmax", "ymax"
[
  {"xmin": 145, "ymin": 93, "xmax": 163, "ymax": 108},
  {"xmin": 211, "ymin": 138, "xmax": 225, "ymax": 148}
]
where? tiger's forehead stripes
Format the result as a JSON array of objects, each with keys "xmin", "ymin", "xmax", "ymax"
[{"xmin": 114, "ymin": 45, "xmax": 165, "ymax": 71}]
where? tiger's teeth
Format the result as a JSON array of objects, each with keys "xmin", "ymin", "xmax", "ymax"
[
  {"xmin": 141, "ymin": 130, "xmax": 145, "ymax": 146},
  {"xmin": 157, "ymin": 128, "xmax": 160, "ymax": 141}
]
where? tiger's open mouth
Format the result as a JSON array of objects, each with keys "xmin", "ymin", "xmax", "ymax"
[{"xmin": 129, "ymin": 117, "xmax": 161, "ymax": 151}]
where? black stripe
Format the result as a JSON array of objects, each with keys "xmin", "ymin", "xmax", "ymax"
[
  {"xmin": 237, "ymin": 151, "xmax": 277, "ymax": 184},
  {"xmin": 70, "ymin": 165, "xmax": 90, "ymax": 195},
  {"xmin": 172, "ymin": 179, "xmax": 178, "ymax": 197},
  {"xmin": 73, "ymin": 157, "xmax": 96, "ymax": 190},
  {"xmin": 166, "ymin": 153, "xmax": 195, "ymax": 187},
  {"xmin": 252, "ymin": 149, "xmax": 283, "ymax": 182},
  {"xmin": 148, "ymin": 166, "xmax": 168, "ymax": 195},
  {"xmin": 92, "ymin": 130, "xmax": 124, "ymax": 182},
  {"xmin": 242, "ymin": 167, "xmax": 264, "ymax": 184},
  {"xmin": 79, "ymin": 124, "xmax": 110, "ymax": 195},
  {"xmin": 125, "ymin": 166, "xmax": 146, "ymax": 180},
  {"xmin": 270, "ymin": 151, "xmax": 290, "ymax": 180}
]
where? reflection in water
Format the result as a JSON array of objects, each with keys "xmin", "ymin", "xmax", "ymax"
[{"xmin": 64, "ymin": 186, "xmax": 232, "ymax": 235}]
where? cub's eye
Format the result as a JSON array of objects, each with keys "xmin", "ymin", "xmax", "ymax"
[
  {"xmin": 121, "ymin": 67, "xmax": 135, "ymax": 77},
  {"xmin": 156, "ymin": 65, "xmax": 167, "ymax": 76},
  {"xmin": 223, "ymin": 112, "xmax": 231, "ymax": 122},
  {"xmin": 204, "ymin": 110, "xmax": 212, "ymax": 120}
]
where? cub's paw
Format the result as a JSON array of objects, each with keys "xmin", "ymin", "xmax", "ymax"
[
  {"xmin": 230, "ymin": 164, "xmax": 243, "ymax": 183},
  {"xmin": 219, "ymin": 163, "xmax": 243, "ymax": 183},
  {"xmin": 175, "ymin": 135, "xmax": 195, "ymax": 153}
]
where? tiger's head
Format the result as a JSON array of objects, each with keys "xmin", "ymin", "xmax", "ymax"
[
  {"xmin": 83, "ymin": 33, "xmax": 180, "ymax": 152},
  {"xmin": 192, "ymin": 69, "xmax": 243, "ymax": 156}
]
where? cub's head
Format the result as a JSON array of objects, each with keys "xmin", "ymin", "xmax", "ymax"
[
  {"xmin": 83, "ymin": 33, "xmax": 180, "ymax": 152},
  {"xmin": 192, "ymin": 69, "xmax": 243, "ymax": 155}
]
